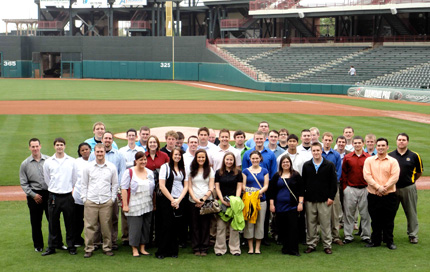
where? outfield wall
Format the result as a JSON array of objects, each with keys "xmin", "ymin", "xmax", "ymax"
[{"xmin": 0, "ymin": 36, "xmax": 353, "ymax": 94}]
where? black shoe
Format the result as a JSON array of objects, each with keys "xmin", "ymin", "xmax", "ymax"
[
  {"xmin": 233, "ymin": 253, "xmax": 240, "ymax": 256},
  {"xmin": 179, "ymin": 243, "xmax": 186, "ymax": 249},
  {"xmin": 343, "ymin": 239, "xmax": 353, "ymax": 244},
  {"xmin": 35, "ymin": 247, "xmax": 43, "ymax": 252},
  {"xmin": 386, "ymin": 243, "xmax": 397, "ymax": 250},
  {"xmin": 122, "ymin": 241, "xmax": 129, "ymax": 246},
  {"xmin": 362, "ymin": 238, "xmax": 371, "ymax": 244},
  {"xmin": 69, "ymin": 249, "xmax": 77, "ymax": 255},
  {"xmin": 111, "ymin": 244, "xmax": 119, "ymax": 251},
  {"xmin": 216, "ymin": 253, "xmax": 223, "ymax": 256},
  {"xmin": 42, "ymin": 249, "xmax": 56, "ymax": 256},
  {"xmin": 156, "ymin": 254, "xmax": 165, "ymax": 259},
  {"xmin": 171, "ymin": 255, "xmax": 178, "ymax": 258},
  {"xmin": 365, "ymin": 243, "xmax": 380, "ymax": 248}
]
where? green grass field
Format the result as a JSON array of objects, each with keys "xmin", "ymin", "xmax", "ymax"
[
  {"xmin": 1, "ymin": 192, "xmax": 429, "ymax": 272},
  {"xmin": 0, "ymin": 78, "xmax": 428, "ymax": 271},
  {"xmin": 0, "ymin": 78, "xmax": 428, "ymax": 185}
]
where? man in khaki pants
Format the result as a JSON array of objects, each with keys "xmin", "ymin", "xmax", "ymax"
[{"xmin": 81, "ymin": 143, "xmax": 118, "ymax": 258}]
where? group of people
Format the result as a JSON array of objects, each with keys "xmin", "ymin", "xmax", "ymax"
[{"xmin": 19, "ymin": 121, "xmax": 423, "ymax": 258}]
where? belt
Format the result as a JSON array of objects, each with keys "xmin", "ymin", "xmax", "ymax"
[{"xmin": 351, "ymin": 185, "xmax": 367, "ymax": 189}]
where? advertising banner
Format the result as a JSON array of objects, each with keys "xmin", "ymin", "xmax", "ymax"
[
  {"xmin": 348, "ymin": 86, "xmax": 430, "ymax": 103},
  {"xmin": 82, "ymin": 0, "xmax": 105, "ymax": 6}
]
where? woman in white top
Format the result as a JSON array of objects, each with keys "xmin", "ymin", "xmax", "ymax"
[
  {"xmin": 188, "ymin": 149, "xmax": 215, "ymax": 256},
  {"xmin": 155, "ymin": 147, "xmax": 189, "ymax": 259},
  {"xmin": 121, "ymin": 151, "xmax": 155, "ymax": 257},
  {"xmin": 72, "ymin": 142, "xmax": 91, "ymax": 247}
]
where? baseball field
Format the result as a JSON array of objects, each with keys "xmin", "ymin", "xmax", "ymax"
[{"xmin": 0, "ymin": 78, "xmax": 428, "ymax": 271}]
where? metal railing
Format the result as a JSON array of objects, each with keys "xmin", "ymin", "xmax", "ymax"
[
  {"xmin": 37, "ymin": 21, "xmax": 64, "ymax": 29},
  {"xmin": 206, "ymin": 40, "xmax": 258, "ymax": 80},
  {"xmin": 214, "ymin": 38, "xmax": 283, "ymax": 45}
]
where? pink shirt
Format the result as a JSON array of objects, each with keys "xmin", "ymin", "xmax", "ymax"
[{"xmin": 363, "ymin": 155, "xmax": 400, "ymax": 195}]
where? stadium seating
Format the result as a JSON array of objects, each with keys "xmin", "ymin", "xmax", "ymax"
[{"xmin": 221, "ymin": 45, "xmax": 430, "ymax": 88}]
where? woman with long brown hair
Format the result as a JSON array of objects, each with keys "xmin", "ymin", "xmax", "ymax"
[
  {"xmin": 214, "ymin": 152, "xmax": 243, "ymax": 256},
  {"xmin": 187, "ymin": 149, "xmax": 215, "ymax": 256},
  {"xmin": 268, "ymin": 154, "xmax": 304, "ymax": 256}
]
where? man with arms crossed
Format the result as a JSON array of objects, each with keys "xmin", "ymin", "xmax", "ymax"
[
  {"xmin": 341, "ymin": 136, "xmax": 371, "ymax": 244},
  {"xmin": 302, "ymin": 142, "xmax": 338, "ymax": 254},
  {"xmin": 363, "ymin": 138, "xmax": 400, "ymax": 250},
  {"xmin": 389, "ymin": 133, "xmax": 423, "ymax": 244},
  {"xmin": 81, "ymin": 143, "xmax": 118, "ymax": 258},
  {"xmin": 20, "ymin": 138, "xmax": 50, "ymax": 252},
  {"xmin": 42, "ymin": 137, "xmax": 78, "ymax": 256}
]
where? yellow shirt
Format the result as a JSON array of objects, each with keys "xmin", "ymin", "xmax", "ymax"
[{"xmin": 363, "ymin": 155, "xmax": 400, "ymax": 195}]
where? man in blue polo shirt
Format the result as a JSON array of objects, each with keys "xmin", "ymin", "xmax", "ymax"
[
  {"xmin": 321, "ymin": 132, "xmax": 343, "ymax": 246},
  {"xmin": 245, "ymin": 121, "xmax": 270, "ymax": 149}
]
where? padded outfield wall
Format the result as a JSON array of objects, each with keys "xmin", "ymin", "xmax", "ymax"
[{"xmin": 0, "ymin": 36, "xmax": 352, "ymax": 94}]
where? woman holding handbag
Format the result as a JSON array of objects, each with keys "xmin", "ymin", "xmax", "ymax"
[
  {"xmin": 121, "ymin": 151, "xmax": 155, "ymax": 257},
  {"xmin": 242, "ymin": 151, "xmax": 269, "ymax": 255},
  {"xmin": 268, "ymin": 154, "xmax": 304, "ymax": 256},
  {"xmin": 214, "ymin": 152, "xmax": 243, "ymax": 256},
  {"xmin": 187, "ymin": 149, "xmax": 215, "ymax": 256},
  {"xmin": 155, "ymin": 147, "xmax": 188, "ymax": 259}
]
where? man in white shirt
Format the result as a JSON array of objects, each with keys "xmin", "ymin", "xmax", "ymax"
[
  {"xmin": 297, "ymin": 129, "xmax": 313, "ymax": 162},
  {"xmin": 89, "ymin": 131, "xmax": 126, "ymax": 249},
  {"xmin": 211, "ymin": 129, "xmax": 241, "ymax": 171},
  {"xmin": 42, "ymin": 137, "xmax": 78, "ymax": 256},
  {"xmin": 184, "ymin": 135, "xmax": 199, "ymax": 173},
  {"xmin": 349, "ymin": 66, "xmax": 356, "ymax": 76},
  {"xmin": 335, "ymin": 127, "xmax": 354, "ymax": 152},
  {"xmin": 277, "ymin": 134, "xmax": 307, "ymax": 175},
  {"xmin": 82, "ymin": 143, "xmax": 118, "ymax": 258},
  {"xmin": 119, "ymin": 128, "xmax": 145, "ymax": 169},
  {"xmin": 197, "ymin": 127, "xmax": 216, "ymax": 152}
]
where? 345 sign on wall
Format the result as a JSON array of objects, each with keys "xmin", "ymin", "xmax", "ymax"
[{"xmin": 3, "ymin": 61, "xmax": 17, "ymax": 67}]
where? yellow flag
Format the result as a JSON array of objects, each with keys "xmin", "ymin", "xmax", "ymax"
[{"xmin": 166, "ymin": 1, "xmax": 173, "ymax": 37}]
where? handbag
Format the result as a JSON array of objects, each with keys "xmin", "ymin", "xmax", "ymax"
[
  {"xmin": 199, "ymin": 191, "xmax": 221, "ymax": 215},
  {"xmin": 118, "ymin": 168, "xmax": 133, "ymax": 207}
]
